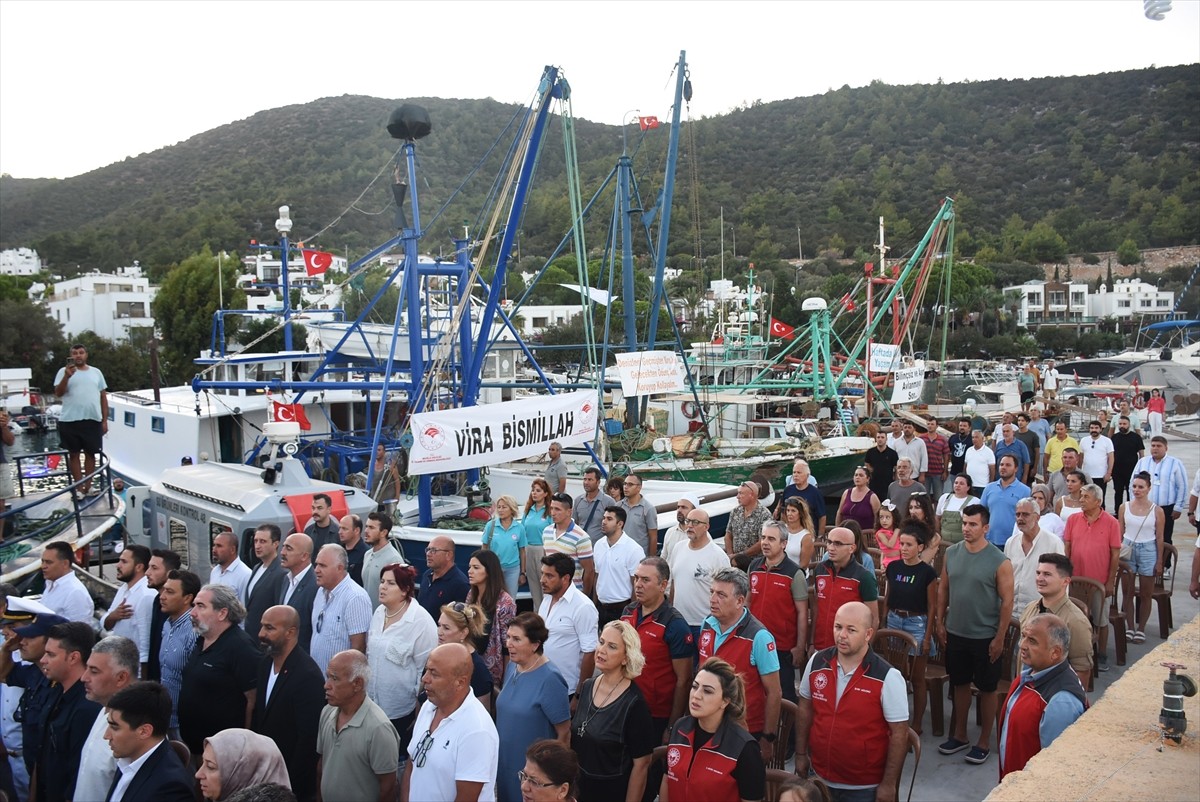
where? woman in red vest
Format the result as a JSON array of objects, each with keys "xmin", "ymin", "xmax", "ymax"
[{"xmin": 662, "ymin": 657, "xmax": 765, "ymax": 802}]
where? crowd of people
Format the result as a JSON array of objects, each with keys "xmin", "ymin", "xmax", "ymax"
[{"xmin": 0, "ymin": 421, "xmax": 1196, "ymax": 802}]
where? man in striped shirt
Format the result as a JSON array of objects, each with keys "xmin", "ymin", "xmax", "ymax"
[
  {"xmin": 543, "ymin": 492, "xmax": 596, "ymax": 597},
  {"xmin": 309, "ymin": 544, "xmax": 372, "ymax": 677}
]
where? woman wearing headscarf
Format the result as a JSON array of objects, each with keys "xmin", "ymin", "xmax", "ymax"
[{"xmin": 195, "ymin": 729, "xmax": 290, "ymax": 801}]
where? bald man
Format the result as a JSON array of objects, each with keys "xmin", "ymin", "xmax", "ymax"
[
  {"xmin": 317, "ymin": 650, "xmax": 399, "ymax": 802},
  {"xmin": 404, "ymin": 644, "xmax": 499, "ymax": 802},
  {"xmin": 796, "ymin": 602, "xmax": 909, "ymax": 801},
  {"xmin": 278, "ymin": 533, "xmax": 318, "ymax": 652},
  {"xmin": 418, "ymin": 535, "xmax": 469, "ymax": 621},
  {"xmin": 254, "ymin": 605, "xmax": 324, "ymax": 802}
]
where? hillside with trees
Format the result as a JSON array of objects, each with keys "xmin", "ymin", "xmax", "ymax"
[{"xmin": 1, "ymin": 65, "xmax": 1196, "ymax": 278}]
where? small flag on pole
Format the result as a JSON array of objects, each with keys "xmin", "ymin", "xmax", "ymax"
[
  {"xmin": 769, "ymin": 317, "xmax": 796, "ymax": 340},
  {"xmin": 638, "ymin": 116, "xmax": 660, "ymax": 131},
  {"xmin": 302, "ymin": 249, "xmax": 334, "ymax": 276}
]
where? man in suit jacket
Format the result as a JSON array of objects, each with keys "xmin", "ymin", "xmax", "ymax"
[
  {"xmin": 278, "ymin": 533, "xmax": 318, "ymax": 652},
  {"xmin": 104, "ymin": 681, "xmax": 194, "ymax": 802},
  {"xmin": 244, "ymin": 524, "xmax": 287, "ymax": 637},
  {"xmin": 253, "ymin": 605, "xmax": 325, "ymax": 802},
  {"xmin": 143, "ymin": 549, "xmax": 182, "ymax": 681}
]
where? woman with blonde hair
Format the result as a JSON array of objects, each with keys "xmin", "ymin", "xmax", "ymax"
[
  {"xmin": 484, "ymin": 493, "xmax": 527, "ymax": 595},
  {"xmin": 524, "ymin": 478, "xmax": 553, "ymax": 610},
  {"xmin": 438, "ymin": 601, "xmax": 495, "ymax": 705},
  {"xmin": 570, "ymin": 620, "xmax": 655, "ymax": 802},
  {"xmin": 661, "ymin": 657, "xmax": 765, "ymax": 802},
  {"xmin": 780, "ymin": 496, "xmax": 816, "ymax": 569}
]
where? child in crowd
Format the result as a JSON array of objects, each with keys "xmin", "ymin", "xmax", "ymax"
[{"xmin": 874, "ymin": 502, "xmax": 900, "ymax": 567}]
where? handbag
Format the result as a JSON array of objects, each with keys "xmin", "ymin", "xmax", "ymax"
[{"xmin": 1119, "ymin": 503, "xmax": 1153, "ymax": 561}]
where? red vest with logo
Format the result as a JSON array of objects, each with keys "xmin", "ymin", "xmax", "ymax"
[
  {"xmin": 811, "ymin": 559, "xmax": 874, "ymax": 651},
  {"xmin": 805, "ymin": 647, "xmax": 893, "ymax": 786},
  {"xmin": 748, "ymin": 556, "xmax": 802, "ymax": 652},
  {"xmin": 998, "ymin": 660, "xmax": 1088, "ymax": 779},
  {"xmin": 699, "ymin": 611, "xmax": 772, "ymax": 733},
  {"xmin": 621, "ymin": 601, "xmax": 693, "ymax": 719},
  {"xmin": 665, "ymin": 715, "xmax": 756, "ymax": 802}
]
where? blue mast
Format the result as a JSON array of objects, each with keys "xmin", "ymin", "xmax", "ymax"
[{"xmin": 645, "ymin": 50, "xmax": 688, "ymax": 351}]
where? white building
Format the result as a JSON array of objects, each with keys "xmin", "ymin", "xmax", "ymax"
[
  {"xmin": 0, "ymin": 247, "xmax": 42, "ymax": 276},
  {"xmin": 1005, "ymin": 280, "xmax": 1093, "ymax": 328},
  {"xmin": 46, "ymin": 266, "xmax": 156, "ymax": 343},
  {"xmin": 238, "ymin": 253, "xmax": 345, "ymax": 321},
  {"xmin": 1090, "ymin": 279, "xmax": 1175, "ymax": 322}
]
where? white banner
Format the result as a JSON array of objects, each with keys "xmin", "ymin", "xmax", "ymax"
[
  {"xmin": 614, "ymin": 351, "xmax": 687, "ymax": 397},
  {"xmin": 868, "ymin": 343, "xmax": 902, "ymax": 374},
  {"xmin": 890, "ymin": 367, "xmax": 925, "ymax": 405},
  {"xmin": 408, "ymin": 390, "xmax": 599, "ymax": 475}
]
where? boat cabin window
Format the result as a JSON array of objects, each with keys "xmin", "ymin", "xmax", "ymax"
[
  {"xmin": 168, "ymin": 519, "xmax": 189, "ymax": 563},
  {"xmin": 151, "ymin": 416, "xmax": 165, "ymax": 434},
  {"xmin": 208, "ymin": 521, "xmax": 234, "ymax": 557},
  {"xmin": 238, "ymin": 527, "xmax": 258, "ymax": 567},
  {"xmin": 108, "ymin": 408, "xmax": 115, "ymax": 421},
  {"xmin": 253, "ymin": 362, "xmax": 285, "ymax": 383},
  {"xmin": 124, "ymin": 411, "xmax": 135, "ymax": 427}
]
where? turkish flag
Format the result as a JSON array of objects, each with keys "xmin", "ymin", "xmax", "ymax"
[
  {"xmin": 302, "ymin": 249, "xmax": 333, "ymax": 276},
  {"xmin": 638, "ymin": 116, "xmax": 660, "ymax": 131},
  {"xmin": 273, "ymin": 402, "xmax": 312, "ymax": 431},
  {"xmin": 841, "ymin": 294, "xmax": 857, "ymax": 312},
  {"xmin": 769, "ymin": 317, "xmax": 796, "ymax": 339}
]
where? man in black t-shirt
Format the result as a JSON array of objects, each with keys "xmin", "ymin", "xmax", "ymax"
[
  {"xmin": 947, "ymin": 417, "xmax": 973, "ymax": 477},
  {"xmin": 863, "ymin": 432, "xmax": 898, "ymax": 503}
]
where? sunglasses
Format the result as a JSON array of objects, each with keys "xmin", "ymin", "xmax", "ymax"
[{"xmin": 413, "ymin": 730, "xmax": 435, "ymax": 767}]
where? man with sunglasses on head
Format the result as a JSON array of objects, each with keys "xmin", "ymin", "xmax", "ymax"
[
  {"xmin": 543, "ymin": 492, "xmax": 597, "ymax": 598},
  {"xmin": 402, "ymin": 643, "xmax": 497, "ymax": 802}
]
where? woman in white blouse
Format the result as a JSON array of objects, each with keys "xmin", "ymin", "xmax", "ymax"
[{"xmin": 366, "ymin": 562, "xmax": 438, "ymax": 764}]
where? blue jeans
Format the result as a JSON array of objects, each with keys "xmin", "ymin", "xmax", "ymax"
[
  {"xmin": 886, "ymin": 611, "xmax": 935, "ymax": 656},
  {"xmin": 926, "ymin": 475, "xmax": 945, "ymax": 501},
  {"xmin": 1126, "ymin": 539, "xmax": 1158, "ymax": 576},
  {"xmin": 502, "ymin": 562, "xmax": 521, "ymax": 596},
  {"xmin": 828, "ymin": 786, "xmax": 879, "ymax": 802}
]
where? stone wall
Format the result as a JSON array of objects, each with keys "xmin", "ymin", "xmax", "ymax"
[{"xmin": 1042, "ymin": 246, "xmax": 1200, "ymax": 285}]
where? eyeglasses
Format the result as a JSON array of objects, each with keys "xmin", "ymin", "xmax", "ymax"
[
  {"xmin": 413, "ymin": 730, "xmax": 434, "ymax": 768},
  {"xmin": 683, "ymin": 518, "xmax": 707, "ymax": 527},
  {"xmin": 622, "ymin": 481, "xmax": 639, "ymax": 487},
  {"xmin": 518, "ymin": 770, "xmax": 558, "ymax": 789},
  {"xmin": 826, "ymin": 540, "xmax": 854, "ymax": 547},
  {"xmin": 425, "ymin": 547, "xmax": 450, "ymax": 554}
]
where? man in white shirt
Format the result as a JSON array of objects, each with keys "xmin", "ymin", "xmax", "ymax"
[
  {"xmin": 893, "ymin": 420, "xmax": 930, "ymax": 484},
  {"xmin": 537, "ymin": 552, "xmax": 599, "ymax": 700},
  {"xmin": 38, "ymin": 541, "xmax": 94, "ymax": 623},
  {"xmin": 659, "ymin": 493, "xmax": 700, "ymax": 563},
  {"xmin": 666, "ymin": 509, "xmax": 730, "ymax": 641},
  {"xmin": 102, "ymin": 545, "xmax": 157, "ymax": 676},
  {"xmin": 209, "ymin": 531, "xmax": 252, "ymax": 600},
  {"xmin": 592, "ymin": 506, "xmax": 645, "ymax": 628},
  {"xmin": 1080, "ymin": 420, "xmax": 1115, "ymax": 505},
  {"xmin": 886, "ymin": 418, "xmax": 905, "ymax": 451},
  {"xmin": 76, "ymin": 635, "xmax": 138, "ymax": 802},
  {"xmin": 403, "ymin": 644, "xmax": 498, "ymax": 802},
  {"xmin": 1003, "ymin": 498, "xmax": 1065, "ymax": 612},
  {"xmin": 964, "ymin": 429, "xmax": 996, "ymax": 495}
]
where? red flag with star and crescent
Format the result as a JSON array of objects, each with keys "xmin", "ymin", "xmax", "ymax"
[
  {"xmin": 272, "ymin": 402, "xmax": 312, "ymax": 430},
  {"xmin": 769, "ymin": 317, "xmax": 796, "ymax": 340},
  {"xmin": 638, "ymin": 116, "xmax": 660, "ymax": 131},
  {"xmin": 302, "ymin": 249, "xmax": 333, "ymax": 277}
]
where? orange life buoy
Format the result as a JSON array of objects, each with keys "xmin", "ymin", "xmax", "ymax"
[{"xmin": 681, "ymin": 401, "xmax": 700, "ymax": 419}]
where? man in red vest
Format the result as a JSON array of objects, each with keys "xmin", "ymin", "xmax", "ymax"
[
  {"xmin": 796, "ymin": 601, "xmax": 909, "ymax": 802},
  {"xmin": 998, "ymin": 613, "xmax": 1087, "ymax": 779},
  {"xmin": 698, "ymin": 568, "xmax": 782, "ymax": 764},
  {"xmin": 748, "ymin": 521, "xmax": 808, "ymax": 705},
  {"xmin": 811, "ymin": 527, "xmax": 879, "ymax": 651}
]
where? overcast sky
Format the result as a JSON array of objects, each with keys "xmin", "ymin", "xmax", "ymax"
[{"xmin": 2, "ymin": 0, "xmax": 1197, "ymax": 179}]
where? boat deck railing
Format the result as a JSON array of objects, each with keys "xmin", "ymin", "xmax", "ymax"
[{"xmin": 1, "ymin": 450, "xmax": 122, "ymax": 586}]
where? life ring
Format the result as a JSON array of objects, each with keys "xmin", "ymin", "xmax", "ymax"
[
  {"xmin": 681, "ymin": 401, "xmax": 700, "ymax": 419},
  {"xmin": 1132, "ymin": 394, "xmax": 1146, "ymax": 410},
  {"xmin": 1111, "ymin": 396, "xmax": 1123, "ymax": 413}
]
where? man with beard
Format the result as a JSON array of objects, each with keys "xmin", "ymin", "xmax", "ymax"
[
  {"xmin": 254, "ymin": 605, "xmax": 324, "ymax": 802},
  {"xmin": 156, "ymin": 569, "xmax": 200, "ymax": 739},
  {"xmin": 177, "ymin": 584, "xmax": 260, "ymax": 756},
  {"xmin": 143, "ymin": 548, "xmax": 181, "ymax": 682},
  {"xmin": 1110, "ymin": 415, "xmax": 1145, "ymax": 513},
  {"xmin": 101, "ymin": 544, "xmax": 157, "ymax": 676},
  {"xmin": 947, "ymin": 417, "xmax": 974, "ymax": 479},
  {"xmin": 864, "ymin": 431, "xmax": 900, "ymax": 505}
]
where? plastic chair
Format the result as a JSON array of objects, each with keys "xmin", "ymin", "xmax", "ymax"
[
  {"xmin": 1068, "ymin": 596, "xmax": 1096, "ymax": 692},
  {"xmin": 923, "ymin": 644, "xmax": 949, "ymax": 737},
  {"xmin": 898, "ymin": 727, "xmax": 921, "ymax": 802},
  {"xmin": 1147, "ymin": 544, "xmax": 1178, "ymax": 638},
  {"xmin": 1069, "ymin": 574, "xmax": 1126, "ymax": 666},
  {"xmin": 766, "ymin": 699, "xmax": 798, "ymax": 770},
  {"xmin": 872, "ymin": 628, "xmax": 918, "ymax": 686}
]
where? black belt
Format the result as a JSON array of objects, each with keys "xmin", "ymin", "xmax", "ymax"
[
  {"xmin": 889, "ymin": 609, "xmax": 925, "ymax": 618},
  {"xmin": 599, "ymin": 600, "xmax": 630, "ymax": 611}
]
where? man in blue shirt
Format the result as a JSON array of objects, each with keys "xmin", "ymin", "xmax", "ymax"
[
  {"xmin": 980, "ymin": 455, "xmax": 1031, "ymax": 547},
  {"xmin": 779, "ymin": 459, "xmax": 827, "ymax": 538},
  {"xmin": 1131, "ymin": 436, "xmax": 1190, "ymax": 575},
  {"xmin": 417, "ymin": 535, "xmax": 469, "ymax": 621}
]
